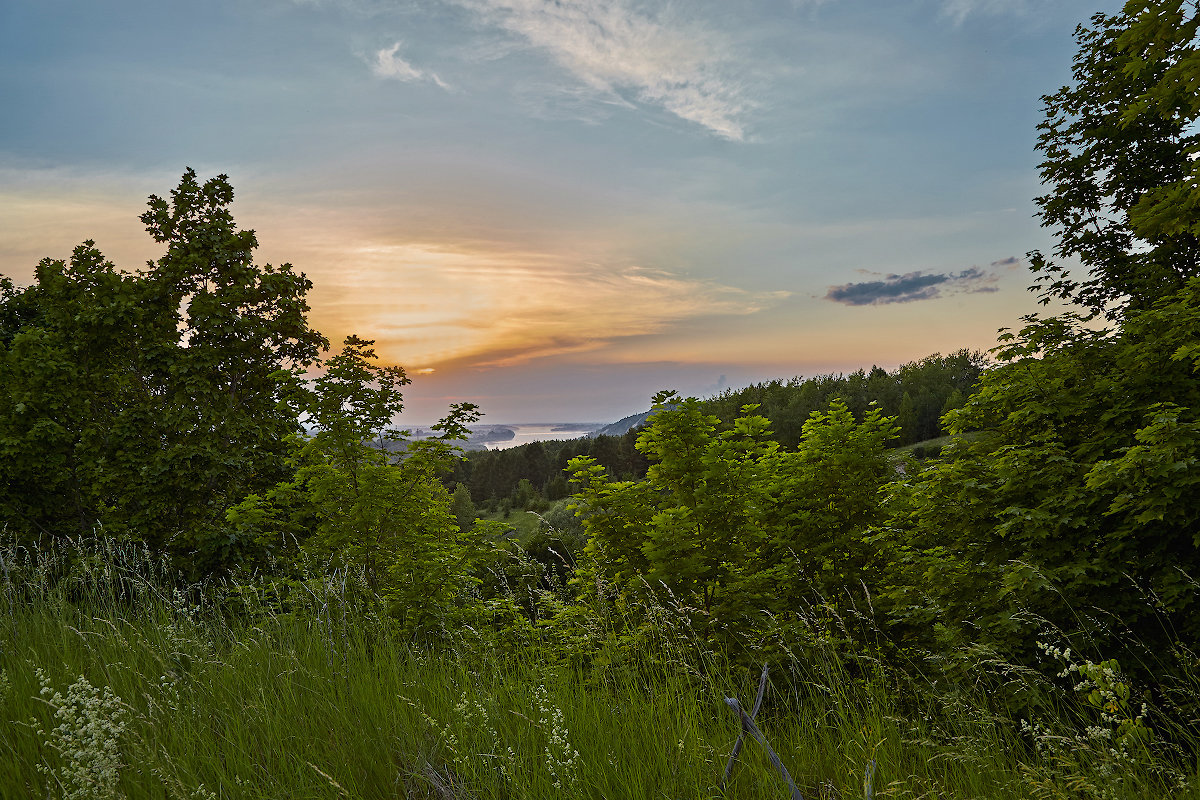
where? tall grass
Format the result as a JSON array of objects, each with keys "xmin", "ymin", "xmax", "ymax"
[{"xmin": 1, "ymin": 537, "xmax": 1197, "ymax": 799}]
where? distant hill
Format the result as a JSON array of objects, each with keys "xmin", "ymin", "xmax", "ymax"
[
  {"xmin": 462, "ymin": 425, "xmax": 516, "ymax": 451},
  {"xmin": 591, "ymin": 410, "xmax": 654, "ymax": 438},
  {"xmin": 551, "ymin": 423, "xmax": 603, "ymax": 433}
]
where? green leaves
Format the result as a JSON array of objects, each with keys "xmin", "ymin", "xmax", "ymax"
[
  {"xmin": 1086, "ymin": 403, "xmax": 1200, "ymax": 528},
  {"xmin": 891, "ymin": 278, "xmax": 1200, "ymax": 658},
  {"xmin": 1032, "ymin": 4, "xmax": 1200, "ymax": 317},
  {"xmin": 570, "ymin": 393, "xmax": 899, "ymax": 644},
  {"xmin": 0, "ymin": 171, "xmax": 326, "ymax": 573},
  {"xmin": 225, "ymin": 334, "xmax": 487, "ymax": 632}
]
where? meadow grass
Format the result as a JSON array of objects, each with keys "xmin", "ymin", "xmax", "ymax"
[{"xmin": 2, "ymin": 538, "xmax": 1197, "ymax": 799}]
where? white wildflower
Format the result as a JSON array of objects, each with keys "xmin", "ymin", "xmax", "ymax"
[
  {"xmin": 533, "ymin": 684, "xmax": 581, "ymax": 792},
  {"xmin": 33, "ymin": 668, "xmax": 130, "ymax": 800}
]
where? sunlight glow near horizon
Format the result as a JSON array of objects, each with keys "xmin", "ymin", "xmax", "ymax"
[{"xmin": 0, "ymin": 0, "xmax": 1122, "ymax": 420}]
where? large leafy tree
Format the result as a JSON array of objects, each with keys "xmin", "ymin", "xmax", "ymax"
[
  {"xmin": 1117, "ymin": 1, "xmax": 1200, "ymax": 243},
  {"xmin": 0, "ymin": 170, "xmax": 326, "ymax": 571},
  {"xmin": 0, "ymin": 246, "xmax": 161, "ymax": 541},
  {"xmin": 884, "ymin": 288, "xmax": 1200, "ymax": 659},
  {"xmin": 885, "ymin": 1, "xmax": 1200, "ymax": 662},
  {"xmin": 1032, "ymin": 3, "xmax": 1200, "ymax": 317}
]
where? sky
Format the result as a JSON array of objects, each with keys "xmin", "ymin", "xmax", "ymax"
[{"xmin": 0, "ymin": 0, "xmax": 1123, "ymax": 423}]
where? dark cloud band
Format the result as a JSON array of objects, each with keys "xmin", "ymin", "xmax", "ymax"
[
  {"xmin": 826, "ymin": 271, "xmax": 948, "ymax": 305},
  {"xmin": 825, "ymin": 258, "xmax": 1018, "ymax": 306}
]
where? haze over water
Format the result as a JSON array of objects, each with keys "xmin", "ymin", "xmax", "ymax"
[{"xmin": 482, "ymin": 424, "xmax": 602, "ymax": 451}]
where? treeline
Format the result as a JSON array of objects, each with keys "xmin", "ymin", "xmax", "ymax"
[
  {"xmin": 453, "ymin": 349, "xmax": 985, "ymax": 511},
  {"xmin": 451, "ymin": 431, "xmax": 648, "ymax": 511},
  {"xmin": 700, "ymin": 349, "xmax": 986, "ymax": 448}
]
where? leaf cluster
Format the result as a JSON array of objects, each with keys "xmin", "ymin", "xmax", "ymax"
[
  {"xmin": 0, "ymin": 171, "xmax": 325, "ymax": 572},
  {"xmin": 568, "ymin": 390, "xmax": 899, "ymax": 651}
]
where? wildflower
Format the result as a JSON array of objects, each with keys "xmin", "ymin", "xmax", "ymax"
[
  {"xmin": 33, "ymin": 668, "xmax": 130, "ymax": 800},
  {"xmin": 532, "ymin": 684, "xmax": 581, "ymax": 791}
]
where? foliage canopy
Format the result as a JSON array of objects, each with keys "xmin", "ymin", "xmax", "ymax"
[
  {"xmin": 0, "ymin": 171, "xmax": 482, "ymax": 615},
  {"xmin": 0, "ymin": 170, "xmax": 326, "ymax": 570},
  {"xmin": 1032, "ymin": 2, "xmax": 1200, "ymax": 316}
]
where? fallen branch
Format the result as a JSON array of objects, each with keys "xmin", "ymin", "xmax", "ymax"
[
  {"xmin": 723, "ymin": 684, "xmax": 806, "ymax": 800},
  {"xmin": 721, "ymin": 663, "xmax": 770, "ymax": 787}
]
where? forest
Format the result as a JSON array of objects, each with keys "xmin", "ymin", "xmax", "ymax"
[
  {"xmin": 455, "ymin": 347, "xmax": 986, "ymax": 511},
  {"xmin": 2, "ymin": 3, "xmax": 1200, "ymax": 798}
]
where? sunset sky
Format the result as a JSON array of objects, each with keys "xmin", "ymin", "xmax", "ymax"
[{"xmin": 0, "ymin": 0, "xmax": 1121, "ymax": 422}]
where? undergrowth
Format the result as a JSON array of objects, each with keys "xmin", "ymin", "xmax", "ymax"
[{"xmin": 1, "ymin": 537, "xmax": 1196, "ymax": 799}]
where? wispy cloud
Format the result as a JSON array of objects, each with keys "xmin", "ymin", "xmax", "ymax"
[
  {"xmin": 452, "ymin": 0, "xmax": 749, "ymax": 139},
  {"xmin": 370, "ymin": 42, "xmax": 448, "ymax": 87},
  {"xmin": 825, "ymin": 257, "xmax": 1018, "ymax": 306},
  {"xmin": 940, "ymin": 0, "xmax": 1032, "ymax": 25}
]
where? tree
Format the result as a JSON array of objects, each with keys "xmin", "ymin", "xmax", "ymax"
[
  {"xmin": 586, "ymin": 434, "xmax": 622, "ymax": 477},
  {"xmin": 698, "ymin": 350, "xmax": 985, "ymax": 448},
  {"xmin": 303, "ymin": 334, "xmax": 410, "ymax": 477},
  {"xmin": 897, "ymin": 392, "xmax": 919, "ymax": 443},
  {"xmin": 519, "ymin": 440, "xmax": 549, "ymax": 484},
  {"xmin": 450, "ymin": 483, "xmax": 477, "ymax": 533},
  {"xmin": 870, "ymin": 2, "xmax": 1200, "ymax": 669},
  {"xmin": 753, "ymin": 400, "xmax": 899, "ymax": 608},
  {"xmin": 0, "ymin": 171, "xmax": 326, "ymax": 571},
  {"xmin": 1118, "ymin": 2, "xmax": 1200, "ymax": 240},
  {"xmin": 885, "ymin": 283, "xmax": 1200, "ymax": 661},
  {"xmin": 228, "ymin": 335, "xmax": 485, "ymax": 630},
  {"xmin": 512, "ymin": 478, "xmax": 540, "ymax": 511},
  {"xmin": 569, "ymin": 392, "xmax": 898, "ymax": 646},
  {"xmin": 1031, "ymin": 4, "xmax": 1200, "ymax": 317},
  {"xmin": 543, "ymin": 473, "xmax": 570, "ymax": 501}
]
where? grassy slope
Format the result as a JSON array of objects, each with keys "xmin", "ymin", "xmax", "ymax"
[
  {"xmin": 2, "ymin": 561, "xmax": 1197, "ymax": 800},
  {"xmin": 478, "ymin": 508, "xmax": 546, "ymax": 542},
  {"xmin": 0, "ymin": 604, "xmax": 1031, "ymax": 799}
]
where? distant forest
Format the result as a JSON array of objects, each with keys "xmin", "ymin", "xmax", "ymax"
[{"xmin": 453, "ymin": 349, "xmax": 986, "ymax": 510}]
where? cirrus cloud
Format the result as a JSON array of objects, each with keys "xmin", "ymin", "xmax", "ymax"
[
  {"xmin": 301, "ymin": 240, "xmax": 790, "ymax": 370},
  {"xmin": 940, "ymin": 0, "xmax": 1036, "ymax": 24},
  {"xmin": 451, "ymin": 0, "xmax": 749, "ymax": 140}
]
